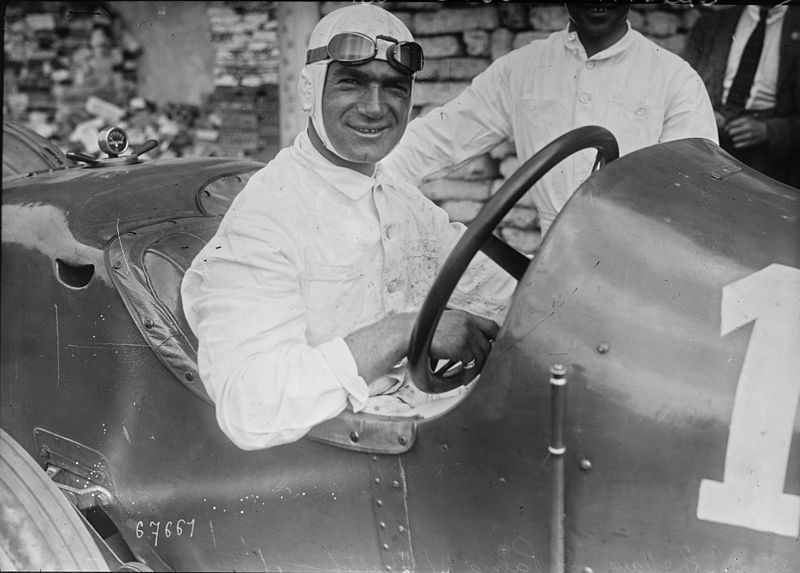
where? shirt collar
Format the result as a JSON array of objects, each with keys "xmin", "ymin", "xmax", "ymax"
[
  {"xmin": 292, "ymin": 130, "xmax": 385, "ymax": 201},
  {"xmin": 560, "ymin": 20, "xmax": 634, "ymax": 61},
  {"xmin": 746, "ymin": 4, "xmax": 787, "ymax": 25}
]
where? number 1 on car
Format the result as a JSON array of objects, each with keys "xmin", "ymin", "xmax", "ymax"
[{"xmin": 697, "ymin": 264, "xmax": 800, "ymax": 538}]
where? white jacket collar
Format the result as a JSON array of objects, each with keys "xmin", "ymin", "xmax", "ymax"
[
  {"xmin": 293, "ymin": 130, "xmax": 392, "ymax": 201},
  {"xmin": 561, "ymin": 21, "xmax": 634, "ymax": 61}
]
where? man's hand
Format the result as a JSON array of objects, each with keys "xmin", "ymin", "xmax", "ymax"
[
  {"xmin": 430, "ymin": 309, "xmax": 499, "ymax": 372},
  {"xmin": 345, "ymin": 310, "xmax": 499, "ymax": 384},
  {"xmin": 725, "ymin": 116, "xmax": 768, "ymax": 149}
]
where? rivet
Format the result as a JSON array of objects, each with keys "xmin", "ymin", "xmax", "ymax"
[
  {"xmin": 184, "ymin": 371, "xmax": 194, "ymax": 381},
  {"xmin": 112, "ymin": 261, "xmax": 122, "ymax": 269},
  {"xmin": 550, "ymin": 364, "xmax": 566, "ymax": 377},
  {"xmin": 385, "ymin": 566, "xmax": 392, "ymax": 571},
  {"xmin": 349, "ymin": 431, "xmax": 359, "ymax": 443},
  {"xmin": 376, "ymin": 499, "xmax": 383, "ymax": 507},
  {"xmin": 398, "ymin": 436, "xmax": 407, "ymax": 445},
  {"xmin": 371, "ymin": 455, "xmax": 378, "ymax": 461},
  {"xmin": 580, "ymin": 458, "xmax": 593, "ymax": 471},
  {"xmin": 379, "ymin": 521, "xmax": 386, "ymax": 529},
  {"xmin": 374, "ymin": 477, "xmax": 381, "ymax": 484},
  {"xmin": 441, "ymin": 443, "xmax": 448, "ymax": 451},
  {"xmin": 596, "ymin": 342, "xmax": 609, "ymax": 354},
  {"xmin": 391, "ymin": 480, "xmax": 400, "ymax": 489},
  {"xmin": 582, "ymin": 568, "xmax": 594, "ymax": 573},
  {"xmin": 397, "ymin": 525, "xmax": 405, "ymax": 533},
  {"xmin": 382, "ymin": 543, "xmax": 390, "ymax": 551},
  {"xmin": 144, "ymin": 318, "xmax": 154, "ymax": 328}
]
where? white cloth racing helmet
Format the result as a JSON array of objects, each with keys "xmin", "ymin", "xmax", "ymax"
[{"xmin": 299, "ymin": 4, "xmax": 422, "ymax": 161}]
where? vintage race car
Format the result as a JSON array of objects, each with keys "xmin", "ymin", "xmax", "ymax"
[{"xmin": 1, "ymin": 124, "xmax": 798, "ymax": 572}]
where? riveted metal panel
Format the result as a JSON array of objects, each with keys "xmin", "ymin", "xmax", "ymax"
[{"xmin": 368, "ymin": 454, "xmax": 414, "ymax": 572}]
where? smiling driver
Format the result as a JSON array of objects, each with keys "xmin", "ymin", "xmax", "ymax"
[{"xmin": 181, "ymin": 4, "xmax": 515, "ymax": 450}]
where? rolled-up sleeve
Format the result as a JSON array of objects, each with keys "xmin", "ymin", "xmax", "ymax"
[{"xmin": 181, "ymin": 213, "xmax": 369, "ymax": 450}]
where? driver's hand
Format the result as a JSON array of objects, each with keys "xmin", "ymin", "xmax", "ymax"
[{"xmin": 430, "ymin": 310, "xmax": 499, "ymax": 372}]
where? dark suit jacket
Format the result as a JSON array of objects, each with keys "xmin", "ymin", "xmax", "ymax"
[{"xmin": 684, "ymin": 6, "xmax": 800, "ymax": 186}]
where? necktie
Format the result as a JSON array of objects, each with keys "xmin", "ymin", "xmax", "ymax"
[{"xmin": 725, "ymin": 8, "xmax": 769, "ymax": 111}]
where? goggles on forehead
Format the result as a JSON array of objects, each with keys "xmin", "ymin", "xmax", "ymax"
[{"xmin": 306, "ymin": 32, "xmax": 424, "ymax": 74}]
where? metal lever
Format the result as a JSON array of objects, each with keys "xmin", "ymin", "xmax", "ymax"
[
  {"xmin": 66, "ymin": 151, "xmax": 99, "ymax": 165},
  {"xmin": 549, "ymin": 364, "xmax": 567, "ymax": 573},
  {"xmin": 134, "ymin": 139, "xmax": 158, "ymax": 158}
]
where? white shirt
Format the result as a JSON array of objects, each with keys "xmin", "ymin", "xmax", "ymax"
[
  {"xmin": 723, "ymin": 5, "xmax": 786, "ymax": 111},
  {"xmin": 181, "ymin": 131, "xmax": 514, "ymax": 450},
  {"xmin": 383, "ymin": 25, "xmax": 718, "ymax": 235}
]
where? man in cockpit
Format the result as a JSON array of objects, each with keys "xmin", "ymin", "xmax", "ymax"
[{"xmin": 181, "ymin": 4, "xmax": 515, "ymax": 450}]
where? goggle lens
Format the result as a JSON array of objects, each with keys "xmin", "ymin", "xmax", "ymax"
[
  {"xmin": 390, "ymin": 41, "xmax": 423, "ymax": 74},
  {"xmin": 327, "ymin": 33, "xmax": 376, "ymax": 63}
]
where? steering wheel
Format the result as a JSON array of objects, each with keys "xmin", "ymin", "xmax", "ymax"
[{"xmin": 407, "ymin": 126, "xmax": 619, "ymax": 394}]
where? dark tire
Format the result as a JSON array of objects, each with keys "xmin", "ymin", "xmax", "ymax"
[{"xmin": 0, "ymin": 429, "xmax": 108, "ymax": 571}]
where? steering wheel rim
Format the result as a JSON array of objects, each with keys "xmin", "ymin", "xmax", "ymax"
[{"xmin": 407, "ymin": 126, "xmax": 619, "ymax": 394}]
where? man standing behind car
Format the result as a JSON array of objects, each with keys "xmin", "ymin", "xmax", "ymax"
[
  {"xmin": 181, "ymin": 4, "xmax": 514, "ymax": 451},
  {"xmin": 683, "ymin": 4, "xmax": 799, "ymax": 187},
  {"xmin": 382, "ymin": 3, "xmax": 718, "ymax": 237}
]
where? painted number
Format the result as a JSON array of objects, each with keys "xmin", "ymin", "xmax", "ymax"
[
  {"xmin": 697, "ymin": 264, "xmax": 800, "ymax": 537},
  {"xmin": 135, "ymin": 518, "xmax": 196, "ymax": 547}
]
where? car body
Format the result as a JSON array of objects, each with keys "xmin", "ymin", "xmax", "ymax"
[
  {"xmin": 1, "ymin": 126, "xmax": 798, "ymax": 572},
  {"xmin": 2, "ymin": 120, "xmax": 74, "ymax": 181}
]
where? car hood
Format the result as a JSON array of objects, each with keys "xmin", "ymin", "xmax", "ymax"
[{"xmin": 2, "ymin": 157, "xmax": 263, "ymax": 249}]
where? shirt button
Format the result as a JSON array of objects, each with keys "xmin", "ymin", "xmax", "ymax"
[
  {"xmin": 579, "ymin": 93, "xmax": 591, "ymax": 104},
  {"xmin": 387, "ymin": 279, "xmax": 401, "ymax": 294},
  {"xmin": 636, "ymin": 107, "xmax": 646, "ymax": 116},
  {"xmin": 586, "ymin": 61, "xmax": 595, "ymax": 69},
  {"xmin": 568, "ymin": 33, "xmax": 576, "ymax": 41},
  {"xmin": 384, "ymin": 225, "xmax": 394, "ymax": 239}
]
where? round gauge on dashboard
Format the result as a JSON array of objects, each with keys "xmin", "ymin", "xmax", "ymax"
[{"xmin": 98, "ymin": 127, "xmax": 129, "ymax": 157}]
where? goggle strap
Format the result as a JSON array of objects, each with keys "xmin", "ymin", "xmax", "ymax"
[{"xmin": 306, "ymin": 45, "xmax": 330, "ymax": 65}]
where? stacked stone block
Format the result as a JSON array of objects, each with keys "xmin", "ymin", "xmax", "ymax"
[
  {"xmin": 205, "ymin": 84, "xmax": 281, "ymax": 162},
  {"xmin": 207, "ymin": 1, "xmax": 280, "ymax": 87},
  {"xmin": 3, "ymin": 1, "xmax": 282, "ymax": 163},
  {"xmin": 3, "ymin": 1, "xmax": 141, "ymax": 149},
  {"xmin": 206, "ymin": 2, "xmax": 282, "ymax": 162}
]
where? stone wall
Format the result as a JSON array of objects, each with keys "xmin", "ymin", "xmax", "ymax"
[
  {"xmin": 320, "ymin": 1, "xmax": 708, "ymax": 254},
  {"xmin": 3, "ymin": 1, "xmax": 282, "ymax": 162},
  {"xmin": 204, "ymin": 1, "xmax": 282, "ymax": 161},
  {"xmin": 3, "ymin": 1, "xmax": 142, "ymax": 143}
]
